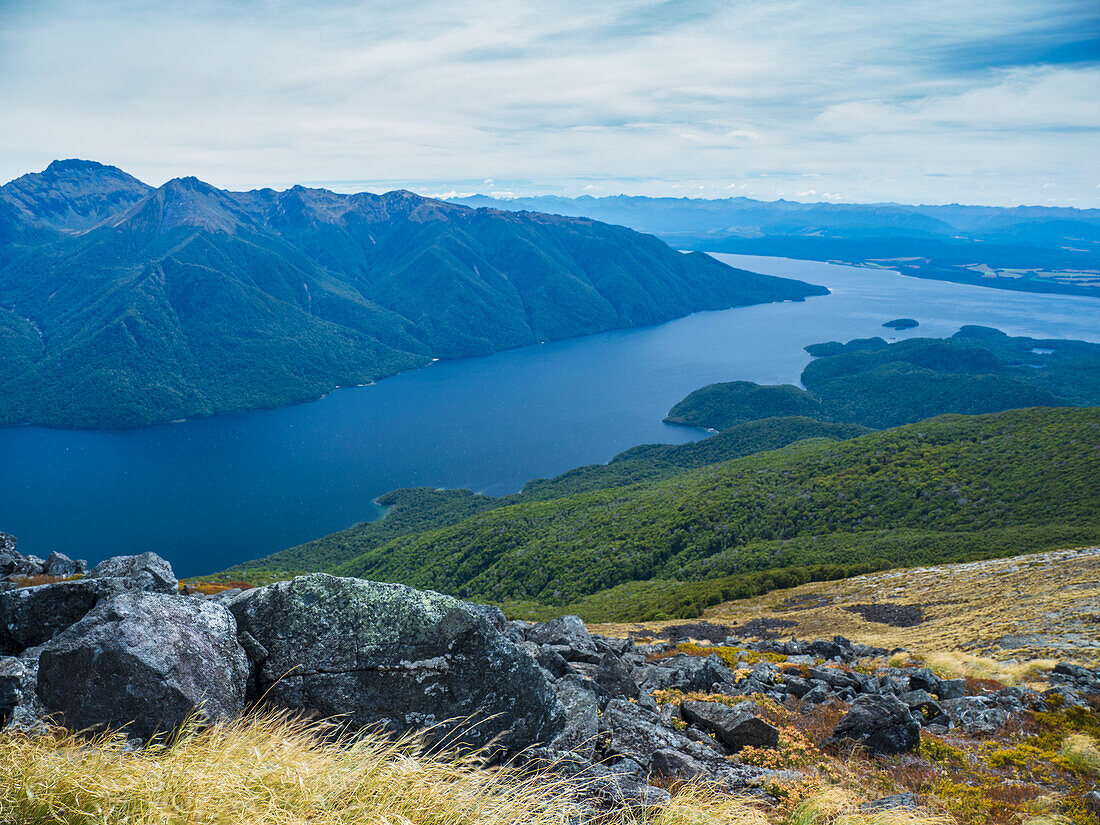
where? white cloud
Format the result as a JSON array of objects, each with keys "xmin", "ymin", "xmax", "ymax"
[{"xmin": 0, "ymin": 0, "xmax": 1096, "ymax": 205}]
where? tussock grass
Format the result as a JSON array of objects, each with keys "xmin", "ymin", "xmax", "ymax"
[
  {"xmin": 1059, "ymin": 733, "xmax": 1100, "ymax": 777},
  {"xmin": 921, "ymin": 651, "xmax": 1057, "ymax": 687},
  {"xmin": 0, "ymin": 712, "xmax": 955, "ymax": 825},
  {"xmin": 786, "ymin": 788, "xmax": 952, "ymax": 825}
]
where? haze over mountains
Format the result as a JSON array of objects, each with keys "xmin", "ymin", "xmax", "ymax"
[
  {"xmin": 451, "ymin": 195, "xmax": 1100, "ymax": 296},
  {"xmin": 0, "ymin": 161, "xmax": 823, "ymax": 429}
]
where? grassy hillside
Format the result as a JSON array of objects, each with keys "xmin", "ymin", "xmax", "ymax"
[
  {"xmin": 670, "ymin": 327, "xmax": 1100, "ymax": 431},
  {"xmin": 327, "ymin": 407, "xmax": 1099, "ymax": 621},
  {"xmin": 221, "ymin": 416, "xmax": 868, "ymax": 582}
]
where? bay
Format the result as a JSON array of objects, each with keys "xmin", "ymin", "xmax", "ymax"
[{"xmin": 2, "ymin": 253, "xmax": 1098, "ymax": 577}]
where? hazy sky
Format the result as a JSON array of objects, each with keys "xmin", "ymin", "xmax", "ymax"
[{"xmin": 2, "ymin": 0, "xmax": 1098, "ymax": 205}]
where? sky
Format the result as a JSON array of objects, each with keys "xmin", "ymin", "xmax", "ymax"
[{"xmin": 1, "ymin": 0, "xmax": 1098, "ymax": 206}]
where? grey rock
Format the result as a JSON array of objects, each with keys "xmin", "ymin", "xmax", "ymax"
[
  {"xmin": 937, "ymin": 678, "xmax": 966, "ymax": 700},
  {"xmin": 907, "ymin": 668, "xmax": 942, "ymax": 696},
  {"xmin": 87, "ymin": 552, "xmax": 177, "ymax": 594},
  {"xmin": 551, "ymin": 675, "xmax": 599, "ymax": 759},
  {"xmin": 803, "ymin": 684, "xmax": 831, "ymax": 704},
  {"xmin": 0, "ymin": 577, "xmax": 123, "ymax": 655},
  {"xmin": 0, "ymin": 655, "xmax": 45, "ymax": 730},
  {"xmin": 635, "ymin": 654, "xmax": 736, "ymax": 694},
  {"xmin": 527, "ymin": 616, "xmax": 596, "ymax": 654},
  {"xmin": 536, "ymin": 646, "xmax": 570, "ymax": 678},
  {"xmin": 502, "ymin": 620, "xmax": 530, "ymax": 645},
  {"xmin": 229, "ymin": 574, "xmax": 564, "ymax": 753},
  {"xmin": 941, "ymin": 697, "xmax": 1008, "ymax": 736},
  {"xmin": 861, "ymin": 792, "xmax": 919, "ymax": 811},
  {"xmin": 808, "ymin": 666, "xmax": 860, "ymax": 691},
  {"xmin": 468, "ymin": 603, "xmax": 506, "ymax": 631},
  {"xmin": 44, "ymin": 552, "xmax": 85, "ymax": 577},
  {"xmin": 595, "ymin": 651, "xmax": 639, "ymax": 700},
  {"xmin": 11, "ymin": 556, "xmax": 46, "ymax": 577},
  {"xmin": 900, "ymin": 689, "xmax": 945, "ymax": 725},
  {"xmin": 650, "ymin": 748, "xmax": 706, "ymax": 781},
  {"xmin": 37, "ymin": 591, "xmax": 248, "ymax": 740},
  {"xmin": 827, "ymin": 694, "xmax": 920, "ymax": 754},
  {"xmin": 681, "ymin": 699, "xmax": 779, "ymax": 751},
  {"xmin": 601, "ymin": 698, "xmax": 694, "ymax": 767},
  {"xmin": 785, "ymin": 676, "xmax": 812, "ymax": 698}
]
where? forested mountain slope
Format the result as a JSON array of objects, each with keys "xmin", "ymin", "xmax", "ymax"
[
  {"xmin": 0, "ymin": 161, "xmax": 824, "ymax": 429},
  {"xmin": 668, "ymin": 327, "xmax": 1100, "ymax": 431},
  {"xmin": 323, "ymin": 407, "xmax": 1098, "ymax": 619},
  {"xmin": 222, "ymin": 416, "xmax": 869, "ymax": 580}
]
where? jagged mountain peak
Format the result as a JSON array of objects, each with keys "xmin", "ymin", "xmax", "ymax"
[{"xmin": 108, "ymin": 176, "xmax": 256, "ymax": 235}]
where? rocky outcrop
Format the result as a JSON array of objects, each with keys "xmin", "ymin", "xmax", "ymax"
[
  {"xmin": 680, "ymin": 700, "xmax": 780, "ymax": 751},
  {"xmin": 86, "ymin": 552, "xmax": 177, "ymax": 594},
  {"xmin": 228, "ymin": 574, "xmax": 564, "ymax": 753},
  {"xmin": 0, "ymin": 551, "xmax": 176, "ymax": 655},
  {"xmin": 36, "ymin": 591, "xmax": 248, "ymax": 740},
  {"xmin": 827, "ymin": 694, "xmax": 920, "ymax": 754}
]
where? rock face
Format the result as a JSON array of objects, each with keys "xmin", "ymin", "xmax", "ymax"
[
  {"xmin": 37, "ymin": 591, "xmax": 248, "ymax": 740},
  {"xmin": 229, "ymin": 574, "xmax": 564, "ymax": 752},
  {"xmin": 828, "ymin": 694, "xmax": 920, "ymax": 754}
]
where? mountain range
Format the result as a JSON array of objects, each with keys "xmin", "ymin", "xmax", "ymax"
[
  {"xmin": 0, "ymin": 161, "xmax": 824, "ymax": 429},
  {"xmin": 450, "ymin": 194, "xmax": 1100, "ymax": 296}
]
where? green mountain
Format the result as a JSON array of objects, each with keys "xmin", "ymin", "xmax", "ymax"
[
  {"xmin": 326, "ymin": 407, "xmax": 1099, "ymax": 621},
  {"xmin": 0, "ymin": 161, "xmax": 825, "ymax": 429},
  {"xmin": 668, "ymin": 327, "xmax": 1100, "ymax": 431}
]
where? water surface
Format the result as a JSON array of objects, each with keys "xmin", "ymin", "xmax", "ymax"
[{"xmin": 3, "ymin": 254, "xmax": 1098, "ymax": 576}]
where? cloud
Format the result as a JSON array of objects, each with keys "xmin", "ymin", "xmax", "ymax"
[{"xmin": 0, "ymin": 0, "xmax": 1096, "ymax": 205}]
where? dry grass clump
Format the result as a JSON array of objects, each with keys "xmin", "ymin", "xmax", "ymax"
[
  {"xmin": 786, "ymin": 788, "xmax": 952, "ymax": 825},
  {"xmin": 8, "ymin": 573, "xmax": 83, "ymax": 588},
  {"xmin": 0, "ymin": 711, "xmax": 584, "ymax": 825},
  {"xmin": 1058, "ymin": 733, "xmax": 1100, "ymax": 777},
  {"xmin": 920, "ymin": 651, "xmax": 1056, "ymax": 687},
  {"xmin": 0, "ymin": 712, "xmax": 960, "ymax": 825}
]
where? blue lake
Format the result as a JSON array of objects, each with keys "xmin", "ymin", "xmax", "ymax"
[{"xmin": 2, "ymin": 254, "xmax": 1099, "ymax": 577}]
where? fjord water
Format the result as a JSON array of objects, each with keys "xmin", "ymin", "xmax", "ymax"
[{"xmin": 3, "ymin": 254, "xmax": 1099, "ymax": 577}]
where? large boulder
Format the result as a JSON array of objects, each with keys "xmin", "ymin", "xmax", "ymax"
[
  {"xmin": 229, "ymin": 574, "xmax": 564, "ymax": 752},
  {"xmin": 86, "ymin": 552, "xmax": 177, "ymax": 594},
  {"xmin": 0, "ymin": 578, "xmax": 122, "ymax": 655},
  {"xmin": 36, "ymin": 591, "xmax": 248, "ymax": 740},
  {"xmin": 0, "ymin": 552, "xmax": 178, "ymax": 655},
  {"xmin": 827, "ymin": 694, "xmax": 920, "ymax": 754},
  {"xmin": 680, "ymin": 699, "xmax": 780, "ymax": 751}
]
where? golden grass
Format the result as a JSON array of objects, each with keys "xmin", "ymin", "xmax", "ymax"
[
  {"xmin": 1059, "ymin": 733, "xmax": 1100, "ymax": 777},
  {"xmin": 594, "ymin": 547, "xmax": 1100, "ymax": 667},
  {"xmin": 0, "ymin": 712, "xmax": 956, "ymax": 825}
]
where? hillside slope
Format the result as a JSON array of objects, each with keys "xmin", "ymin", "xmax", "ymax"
[
  {"xmin": 222, "ymin": 416, "xmax": 869, "ymax": 580},
  {"xmin": 0, "ymin": 161, "xmax": 824, "ymax": 429},
  {"xmin": 330, "ymin": 407, "xmax": 1100, "ymax": 619}
]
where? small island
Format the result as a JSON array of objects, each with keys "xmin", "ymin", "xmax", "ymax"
[{"xmin": 883, "ymin": 317, "xmax": 919, "ymax": 330}]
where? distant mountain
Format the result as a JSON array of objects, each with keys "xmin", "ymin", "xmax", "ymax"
[
  {"xmin": 449, "ymin": 194, "xmax": 1100, "ymax": 296},
  {"xmin": 0, "ymin": 161, "xmax": 825, "ymax": 429}
]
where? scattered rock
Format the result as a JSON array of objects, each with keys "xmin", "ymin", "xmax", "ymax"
[
  {"xmin": 680, "ymin": 699, "xmax": 780, "ymax": 751},
  {"xmin": 843, "ymin": 603, "xmax": 924, "ymax": 628},
  {"xmin": 86, "ymin": 552, "xmax": 178, "ymax": 594},
  {"xmin": 36, "ymin": 591, "xmax": 248, "ymax": 740},
  {"xmin": 861, "ymin": 791, "xmax": 919, "ymax": 811},
  {"xmin": 43, "ymin": 552, "xmax": 85, "ymax": 577},
  {"xmin": 827, "ymin": 694, "xmax": 920, "ymax": 754}
]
